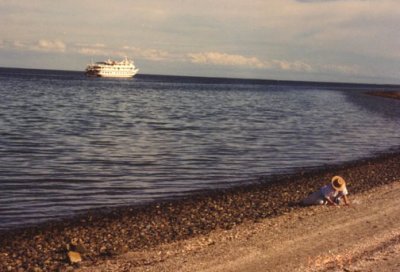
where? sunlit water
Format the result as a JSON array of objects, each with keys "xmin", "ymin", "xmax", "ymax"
[{"xmin": 1, "ymin": 68, "xmax": 399, "ymax": 229}]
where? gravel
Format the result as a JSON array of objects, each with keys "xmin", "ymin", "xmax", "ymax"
[{"xmin": 1, "ymin": 151, "xmax": 400, "ymax": 271}]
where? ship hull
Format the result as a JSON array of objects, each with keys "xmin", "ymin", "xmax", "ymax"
[{"xmin": 85, "ymin": 69, "xmax": 139, "ymax": 78}]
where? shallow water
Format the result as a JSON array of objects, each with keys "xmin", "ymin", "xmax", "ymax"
[{"xmin": 0, "ymin": 69, "xmax": 399, "ymax": 229}]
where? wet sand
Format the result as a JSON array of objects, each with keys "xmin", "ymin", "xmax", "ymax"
[{"xmin": 1, "ymin": 151, "xmax": 400, "ymax": 271}]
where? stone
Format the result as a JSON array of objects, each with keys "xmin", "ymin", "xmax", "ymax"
[
  {"xmin": 67, "ymin": 251, "xmax": 82, "ymax": 264},
  {"xmin": 75, "ymin": 242, "xmax": 87, "ymax": 254}
]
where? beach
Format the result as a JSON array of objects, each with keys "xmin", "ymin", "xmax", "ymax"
[
  {"xmin": 1, "ymin": 151, "xmax": 400, "ymax": 271},
  {"xmin": 79, "ymin": 180, "xmax": 400, "ymax": 272}
]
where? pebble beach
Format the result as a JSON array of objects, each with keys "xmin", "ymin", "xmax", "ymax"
[{"xmin": 1, "ymin": 150, "xmax": 400, "ymax": 271}]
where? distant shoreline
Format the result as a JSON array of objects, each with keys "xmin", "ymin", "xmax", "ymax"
[{"xmin": 366, "ymin": 91, "xmax": 400, "ymax": 100}]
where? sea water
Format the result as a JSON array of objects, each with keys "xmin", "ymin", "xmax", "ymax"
[{"xmin": 1, "ymin": 68, "xmax": 399, "ymax": 229}]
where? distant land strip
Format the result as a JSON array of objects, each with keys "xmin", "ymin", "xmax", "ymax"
[{"xmin": 366, "ymin": 91, "xmax": 400, "ymax": 100}]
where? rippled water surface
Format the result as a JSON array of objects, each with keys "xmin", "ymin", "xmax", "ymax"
[{"xmin": 1, "ymin": 69, "xmax": 400, "ymax": 229}]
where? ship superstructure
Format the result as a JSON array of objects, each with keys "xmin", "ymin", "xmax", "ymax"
[{"xmin": 85, "ymin": 57, "xmax": 139, "ymax": 78}]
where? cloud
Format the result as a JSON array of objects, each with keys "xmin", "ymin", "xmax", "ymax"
[
  {"xmin": 272, "ymin": 60, "xmax": 313, "ymax": 72},
  {"xmin": 2, "ymin": 40, "xmax": 29, "ymax": 50},
  {"xmin": 187, "ymin": 52, "xmax": 267, "ymax": 69},
  {"xmin": 75, "ymin": 43, "xmax": 106, "ymax": 48},
  {"xmin": 296, "ymin": 0, "xmax": 341, "ymax": 2},
  {"xmin": 123, "ymin": 46, "xmax": 171, "ymax": 61},
  {"xmin": 320, "ymin": 63, "xmax": 361, "ymax": 75},
  {"xmin": 33, "ymin": 39, "xmax": 66, "ymax": 52},
  {"xmin": 13, "ymin": 40, "xmax": 26, "ymax": 49},
  {"xmin": 76, "ymin": 43, "xmax": 114, "ymax": 57},
  {"xmin": 187, "ymin": 51, "xmax": 320, "ymax": 73},
  {"xmin": 1, "ymin": 39, "xmax": 66, "ymax": 53},
  {"xmin": 75, "ymin": 43, "xmax": 172, "ymax": 62}
]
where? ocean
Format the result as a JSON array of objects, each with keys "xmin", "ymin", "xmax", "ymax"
[{"xmin": 1, "ymin": 68, "xmax": 400, "ymax": 229}]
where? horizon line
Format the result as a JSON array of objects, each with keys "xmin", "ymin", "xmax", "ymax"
[{"xmin": 1, "ymin": 66, "xmax": 400, "ymax": 88}]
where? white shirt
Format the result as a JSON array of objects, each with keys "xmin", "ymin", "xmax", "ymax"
[{"xmin": 320, "ymin": 183, "xmax": 348, "ymax": 200}]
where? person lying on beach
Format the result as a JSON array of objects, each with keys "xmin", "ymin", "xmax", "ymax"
[{"xmin": 302, "ymin": 176, "xmax": 350, "ymax": 206}]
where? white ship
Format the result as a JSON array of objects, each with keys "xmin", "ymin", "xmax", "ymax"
[{"xmin": 85, "ymin": 57, "xmax": 139, "ymax": 78}]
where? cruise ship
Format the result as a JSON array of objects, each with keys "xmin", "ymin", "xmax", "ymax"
[{"xmin": 85, "ymin": 57, "xmax": 139, "ymax": 78}]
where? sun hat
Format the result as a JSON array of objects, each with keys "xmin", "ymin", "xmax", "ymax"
[{"xmin": 331, "ymin": 176, "xmax": 346, "ymax": 191}]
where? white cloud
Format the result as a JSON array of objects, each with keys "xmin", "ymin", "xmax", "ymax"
[
  {"xmin": 123, "ymin": 46, "xmax": 171, "ymax": 61},
  {"xmin": 12, "ymin": 40, "xmax": 27, "ymax": 49},
  {"xmin": 188, "ymin": 52, "xmax": 267, "ymax": 69},
  {"xmin": 320, "ymin": 64, "xmax": 361, "ymax": 75},
  {"xmin": 75, "ymin": 43, "xmax": 106, "ymax": 48},
  {"xmin": 33, "ymin": 39, "xmax": 66, "ymax": 52},
  {"xmin": 77, "ymin": 47, "xmax": 110, "ymax": 56},
  {"xmin": 1, "ymin": 39, "xmax": 66, "ymax": 53},
  {"xmin": 272, "ymin": 60, "xmax": 313, "ymax": 72},
  {"xmin": 74, "ymin": 43, "xmax": 172, "ymax": 62},
  {"xmin": 187, "ymin": 51, "xmax": 320, "ymax": 73},
  {"xmin": 74, "ymin": 43, "xmax": 109, "ymax": 56}
]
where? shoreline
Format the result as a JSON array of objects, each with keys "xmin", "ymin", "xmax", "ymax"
[
  {"xmin": 366, "ymin": 90, "xmax": 400, "ymax": 100},
  {"xmin": 1, "ymin": 151, "xmax": 400, "ymax": 271}
]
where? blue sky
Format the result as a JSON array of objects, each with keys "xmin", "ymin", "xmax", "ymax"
[{"xmin": 1, "ymin": 0, "xmax": 399, "ymax": 83}]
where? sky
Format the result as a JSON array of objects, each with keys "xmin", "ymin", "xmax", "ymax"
[{"xmin": 0, "ymin": 0, "xmax": 400, "ymax": 84}]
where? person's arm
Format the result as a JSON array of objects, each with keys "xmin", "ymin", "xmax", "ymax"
[
  {"xmin": 324, "ymin": 197, "xmax": 337, "ymax": 206},
  {"xmin": 343, "ymin": 195, "xmax": 350, "ymax": 206}
]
